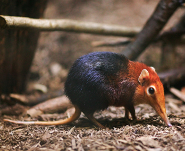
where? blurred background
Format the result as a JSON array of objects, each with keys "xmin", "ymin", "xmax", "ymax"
[{"xmin": 29, "ymin": 0, "xmax": 185, "ymax": 93}]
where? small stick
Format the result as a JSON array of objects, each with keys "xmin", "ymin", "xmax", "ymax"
[
  {"xmin": 91, "ymin": 39, "xmax": 132, "ymax": 47},
  {"xmin": 170, "ymin": 87, "xmax": 185, "ymax": 102}
]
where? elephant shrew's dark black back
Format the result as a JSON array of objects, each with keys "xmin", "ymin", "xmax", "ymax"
[{"xmin": 64, "ymin": 51, "xmax": 131, "ymax": 115}]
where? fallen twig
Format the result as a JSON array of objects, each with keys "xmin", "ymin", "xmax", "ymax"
[
  {"xmin": 26, "ymin": 95, "xmax": 73, "ymax": 117},
  {"xmin": 170, "ymin": 87, "xmax": 185, "ymax": 102},
  {"xmin": 165, "ymin": 97, "xmax": 182, "ymax": 105}
]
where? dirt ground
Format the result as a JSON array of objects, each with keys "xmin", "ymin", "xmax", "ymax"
[{"xmin": 1, "ymin": 0, "xmax": 185, "ymax": 150}]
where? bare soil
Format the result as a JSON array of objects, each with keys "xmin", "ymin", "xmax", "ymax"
[{"xmin": 1, "ymin": 0, "xmax": 185, "ymax": 150}]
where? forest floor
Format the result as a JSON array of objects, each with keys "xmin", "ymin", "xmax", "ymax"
[
  {"xmin": 1, "ymin": 0, "xmax": 185, "ymax": 150},
  {"xmin": 1, "ymin": 102, "xmax": 185, "ymax": 150}
]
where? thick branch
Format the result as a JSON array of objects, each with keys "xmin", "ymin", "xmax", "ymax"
[
  {"xmin": 156, "ymin": 12, "xmax": 185, "ymax": 41},
  {"xmin": 123, "ymin": 0, "xmax": 184, "ymax": 60},
  {"xmin": 0, "ymin": 15, "xmax": 140, "ymax": 37}
]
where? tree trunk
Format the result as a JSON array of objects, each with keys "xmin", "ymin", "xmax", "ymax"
[{"xmin": 0, "ymin": 0, "xmax": 47, "ymax": 94}]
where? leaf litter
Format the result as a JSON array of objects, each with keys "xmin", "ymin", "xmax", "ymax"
[{"xmin": 1, "ymin": 99, "xmax": 185, "ymax": 150}]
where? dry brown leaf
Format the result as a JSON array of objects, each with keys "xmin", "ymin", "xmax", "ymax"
[{"xmin": 137, "ymin": 136, "xmax": 160, "ymax": 148}]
